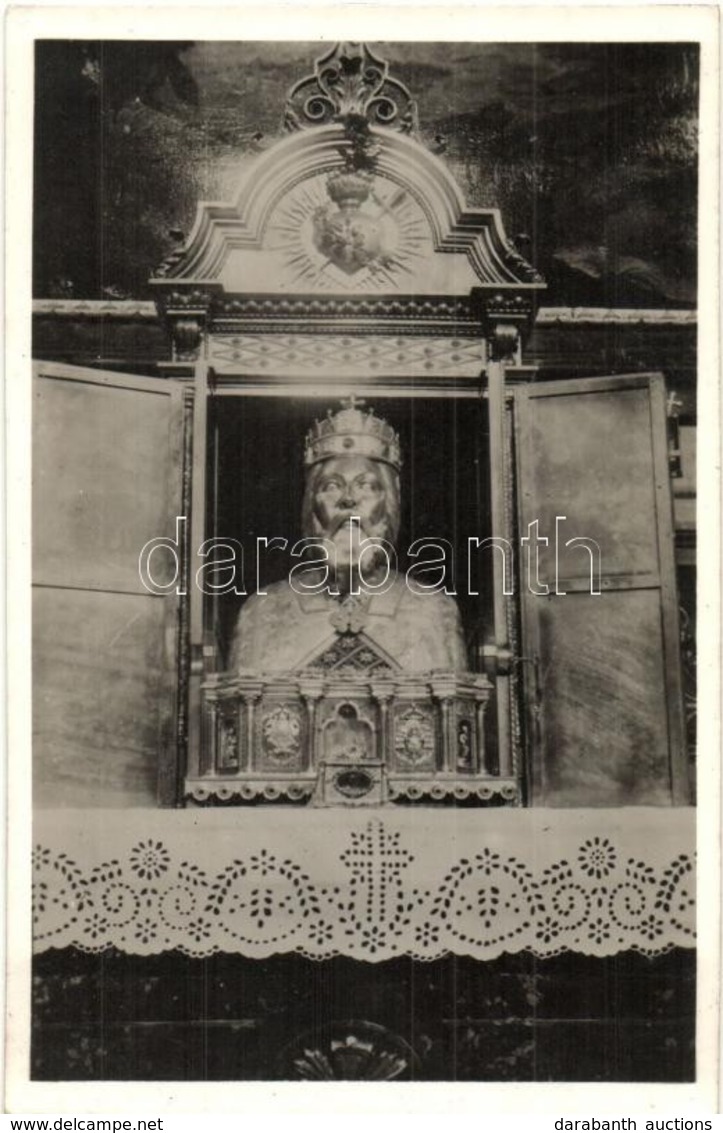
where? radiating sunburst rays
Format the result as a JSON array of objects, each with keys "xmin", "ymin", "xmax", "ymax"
[{"xmin": 264, "ymin": 174, "xmax": 429, "ymax": 292}]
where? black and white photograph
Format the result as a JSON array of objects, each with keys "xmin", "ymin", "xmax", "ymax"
[{"xmin": 5, "ymin": 5, "xmax": 720, "ymax": 1112}]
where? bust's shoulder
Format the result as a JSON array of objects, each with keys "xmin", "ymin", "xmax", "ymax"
[
  {"xmin": 379, "ymin": 577, "xmax": 468, "ymax": 670},
  {"xmin": 397, "ymin": 581, "xmax": 463, "ymax": 617},
  {"xmin": 236, "ymin": 579, "xmax": 297, "ymax": 619}
]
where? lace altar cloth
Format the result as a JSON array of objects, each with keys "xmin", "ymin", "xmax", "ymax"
[{"xmin": 33, "ymin": 808, "xmax": 695, "ymax": 960}]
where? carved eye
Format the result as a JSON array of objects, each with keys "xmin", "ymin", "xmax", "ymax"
[
  {"xmin": 318, "ymin": 478, "xmax": 343, "ymax": 498},
  {"xmin": 354, "ymin": 474, "xmax": 381, "ymax": 492}
]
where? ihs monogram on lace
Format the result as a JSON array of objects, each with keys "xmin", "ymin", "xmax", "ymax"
[
  {"xmin": 337, "ymin": 821, "xmax": 417, "ymax": 953},
  {"xmin": 330, "ymin": 593, "xmax": 369, "ymax": 635}
]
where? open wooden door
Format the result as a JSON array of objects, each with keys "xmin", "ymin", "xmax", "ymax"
[
  {"xmin": 33, "ymin": 361, "xmax": 192, "ymax": 807},
  {"xmin": 514, "ymin": 372, "xmax": 688, "ymax": 806}
]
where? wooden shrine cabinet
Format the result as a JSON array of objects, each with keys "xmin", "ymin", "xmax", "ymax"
[{"xmin": 32, "ymin": 46, "xmax": 690, "ymax": 811}]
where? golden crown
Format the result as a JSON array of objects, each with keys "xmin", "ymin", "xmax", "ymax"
[
  {"xmin": 304, "ymin": 397, "xmax": 402, "ymax": 471},
  {"xmin": 326, "ymin": 169, "xmax": 374, "ymax": 209}
]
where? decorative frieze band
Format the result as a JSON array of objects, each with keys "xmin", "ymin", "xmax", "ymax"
[
  {"xmin": 535, "ymin": 307, "xmax": 697, "ymax": 326},
  {"xmin": 32, "ymin": 299, "xmax": 697, "ymax": 328},
  {"xmin": 209, "ymin": 333, "xmax": 486, "ymax": 377},
  {"xmin": 32, "ymin": 299, "xmax": 158, "ymax": 319}
]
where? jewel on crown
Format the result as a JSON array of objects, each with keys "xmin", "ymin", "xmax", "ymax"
[{"xmin": 304, "ymin": 397, "xmax": 402, "ymax": 471}]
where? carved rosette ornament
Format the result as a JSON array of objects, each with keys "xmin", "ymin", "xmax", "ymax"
[
  {"xmin": 285, "ymin": 42, "xmax": 418, "ymax": 135},
  {"xmin": 394, "ymin": 706, "xmax": 435, "ymax": 768},
  {"xmin": 262, "ymin": 705, "xmax": 302, "ymax": 763}
]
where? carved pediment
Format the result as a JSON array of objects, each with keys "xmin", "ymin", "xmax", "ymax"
[
  {"xmin": 151, "ymin": 42, "xmax": 544, "ymax": 354},
  {"xmin": 304, "ymin": 632, "xmax": 398, "ymax": 674},
  {"xmin": 151, "ymin": 124, "xmax": 544, "ymax": 300}
]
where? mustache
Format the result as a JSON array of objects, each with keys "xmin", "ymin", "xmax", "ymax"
[{"xmin": 328, "ymin": 513, "xmax": 367, "ymax": 537}]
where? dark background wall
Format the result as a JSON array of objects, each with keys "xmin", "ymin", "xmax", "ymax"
[
  {"xmin": 33, "ymin": 949, "xmax": 695, "ymax": 1081},
  {"xmin": 34, "ymin": 40, "xmax": 698, "ymax": 307}
]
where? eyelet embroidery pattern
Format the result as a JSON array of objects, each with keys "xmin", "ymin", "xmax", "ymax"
[
  {"xmin": 578, "ymin": 837, "xmax": 617, "ymax": 879},
  {"xmin": 32, "ymin": 823, "xmax": 696, "ymax": 959},
  {"xmin": 129, "ymin": 840, "xmax": 171, "ymax": 880}
]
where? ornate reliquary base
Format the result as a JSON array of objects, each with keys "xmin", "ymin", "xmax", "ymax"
[{"xmin": 189, "ymin": 657, "xmax": 517, "ymax": 807}]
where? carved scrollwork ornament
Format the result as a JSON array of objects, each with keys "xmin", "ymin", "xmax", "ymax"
[
  {"xmin": 285, "ymin": 42, "xmax": 418, "ymax": 135},
  {"xmin": 502, "ymin": 238, "xmax": 546, "ymax": 285},
  {"xmin": 154, "ymin": 246, "xmax": 186, "ymax": 280}
]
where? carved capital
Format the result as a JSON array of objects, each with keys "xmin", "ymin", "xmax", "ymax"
[
  {"xmin": 477, "ymin": 289, "xmax": 536, "ymax": 362},
  {"xmin": 298, "ymin": 675, "xmax": 326, "ymax": 703},
  {"xmin": 487, "ymin": 322, "xmax": 521, "ymax": 363},
  {"xmin": 152, "ymin": 284, "xmax": 221, "ymax": 362},
  {"xmin": 171, "ymin": 316, "xmax": 204, "ymax": 362},
  {"xmin": 237, "ymin": 681, "xmax": 264, "ymax": 706},
  {"xmin": 430, "ymin": 675, "xmax": 458, "ymax": 702},
  {"xmin": 370, "ymin": 679, "xmax": 396, "ymax": 706}
]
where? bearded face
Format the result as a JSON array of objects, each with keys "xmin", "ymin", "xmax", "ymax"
[{"xmin": 302, "ymin": 454, "xmax": 400, "ymax": 578}]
